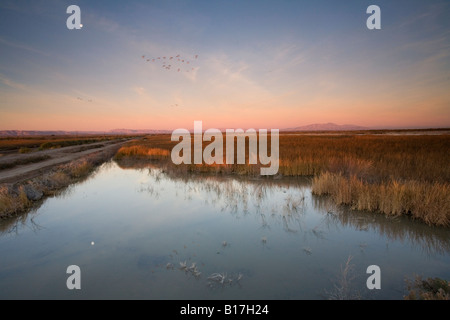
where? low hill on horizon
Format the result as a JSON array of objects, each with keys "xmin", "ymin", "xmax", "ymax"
[{"xmin": 282, "ymin": 122, "xmax": 369, "ymax": 131}]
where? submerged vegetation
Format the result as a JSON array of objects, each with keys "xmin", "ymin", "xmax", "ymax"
[{"xmin": 114, "ymin": 132, "xmax": 450, "ymax": 226}]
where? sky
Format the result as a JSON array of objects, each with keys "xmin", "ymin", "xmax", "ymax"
[{"xmin": 0, "ymin": 0, "xmax": 449, "ymax": 131}]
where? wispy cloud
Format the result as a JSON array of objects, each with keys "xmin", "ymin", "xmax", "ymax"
[
  {"xmin": 398, "ymin": 2, "xmax": 449, "ymax": 31},
  {"xmin": 0, "ymin": 74, "xmax": 28, "ymax": 91},
  {"xmin": 0, "ymin": 37, "xmax": 50, "ymax": 57}
]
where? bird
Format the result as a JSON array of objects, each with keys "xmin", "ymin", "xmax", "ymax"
[{"xmin": 142, "ymin": 52, "xmax": 199, "ymax": 73}]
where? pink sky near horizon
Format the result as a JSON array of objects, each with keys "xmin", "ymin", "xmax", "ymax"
[
  {"xmin": 1, "ymin": 86, "xmax": 448, "ymax": 131},
  {"xmin": 1, "ymin": 1, "xmax": 449, "ymax": 131}
]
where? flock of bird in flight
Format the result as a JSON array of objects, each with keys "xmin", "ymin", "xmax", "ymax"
[
  {"xmin": 74, "ymin": 54, "xmax": 199, "ymax": 107},
  {"xmin": 141, "ymin": 53, "xmax": 199, "ymax": 73}
]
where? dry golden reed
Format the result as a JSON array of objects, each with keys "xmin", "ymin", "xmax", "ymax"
[
  {"xmin": 311, "ymin": 173, "xmax": 450, "ymax": 227},
  {"xmin": 114, "ymin": 133, "xmax": 450, "ymax": 226}
]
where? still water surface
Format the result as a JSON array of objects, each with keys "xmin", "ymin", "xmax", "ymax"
[{"xmin": 0, "ymin": 161, "xmax": 449, "ymax": 299}]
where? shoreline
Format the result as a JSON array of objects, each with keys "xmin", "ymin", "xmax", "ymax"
[{"xmin": 0, "ymin": 143, "xmax": 125, "ymax": 219}]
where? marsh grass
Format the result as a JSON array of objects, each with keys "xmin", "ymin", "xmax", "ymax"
[
  {"xmin": 311, "ymin": 173, "xmax": 450, "ymax": 226},
  {"xmin": 0, "ymin": 185, "xmax": 31, "ymax": 217},
  {"xmin": 115, "ymin": 145, "xmax": 170, "ymax": 160},
  {"xmin": 404, "ymin": 275, "xmax": 450, "ymax": 300},
  {"xmin": 49, "ymin": 171, "xmax": 71, "ymax": 187},
  {"xmin": 114, "ymin": 133, "xmax": 450, "ymax": 226},
  {"xmin": 18, "ymin": 147, "xmax": 32, "ymax": 154}
]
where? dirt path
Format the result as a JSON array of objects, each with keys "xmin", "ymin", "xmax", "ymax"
[{"xmin": 0, "ymin": 140, "xmax": 128, "ymax": 184}]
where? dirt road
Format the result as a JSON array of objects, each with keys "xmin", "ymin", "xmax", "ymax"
[{"xmin": 0, "ymin": 140, "xmax": 128, "ymax": 184}]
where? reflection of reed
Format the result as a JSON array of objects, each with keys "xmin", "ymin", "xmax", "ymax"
[
  {"xmin": 136, "ymin": 164, "xmax": 450, "ymax": 257},
  {"xmin": 313, "ymin": 194, "xmax": 450, "ymax": 256},
  {"xmin": 160, "ymin": 169, "xmax": 309, "ymax": 232},
  {"xmin": 0, "ymin": 153, "xmax": 117, "ymax": 233},
  {"xmin": 0, "ymin": 211, "xmax": 44, "ymax": 236}
]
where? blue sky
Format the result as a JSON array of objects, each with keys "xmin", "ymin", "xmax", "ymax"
[{"xmin": 0, "ymin": 0, "xmax": 449, "ymax": 130}]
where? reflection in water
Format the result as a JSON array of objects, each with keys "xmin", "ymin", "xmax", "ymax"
[
  {"xmin": 140, "ymin": 167, "xmax": 311, "ymax": 235},
  {"xmin": 132, "ymin": 165, "xmax": 450, "ymax": 257},
  {"xmin": 0, "ymin": 165, "xmax": 103, "ymax": 236},
  {"xmin": 313, "ymin": 196, "xmax": 450, "ymax": 257},
  {"xmin": 0, "ymin": 160, "xmax": 449, "ymax": 300}
]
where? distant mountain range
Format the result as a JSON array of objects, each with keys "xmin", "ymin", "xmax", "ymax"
[{"xmin": 282, "ymin": 123, "xmax": 369, "ymax": 131}]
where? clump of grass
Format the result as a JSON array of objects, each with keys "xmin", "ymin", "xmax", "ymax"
[
  {"xmin": 0, "ymin": 190, "xmax": 14, "ymax": 216},
  {"xmin": 67, "ymin": 160, "xmax": 93, "ymax": 178},
  {"xmin": 0, "ymin": 186, "xmax": 31, "ymax": 217},
  {"xmin": 115, "ymin": 146, "xmax": 170, "ymax": 160},
  {"xmin": 18, "ymin": 147, "xmax": 32, "ymax": 154},
  {"xmin": 312, "ymin": 173, "xmax": 450, "ymax": 226},
  {"xmin": 49, "ymin": 172, "xmax": 71, "ymax": 187},
  {"xmin": 404, "ymin": 275, "xmax": 450, "ymax": 300}
]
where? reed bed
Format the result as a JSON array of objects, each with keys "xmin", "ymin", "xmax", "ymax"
[
  {"xmin": 114, "ymin": 132, "xmax": 450, "ymax": 226},
  {"xmin": 311, "ymin": 172, "xmax": 450, "ymax": 226}
]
